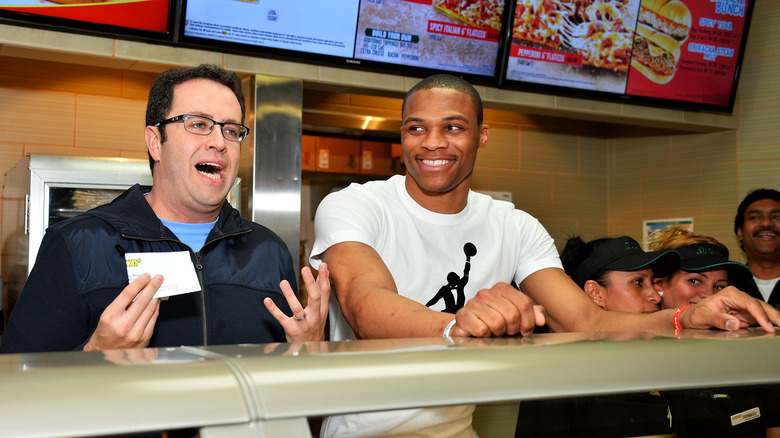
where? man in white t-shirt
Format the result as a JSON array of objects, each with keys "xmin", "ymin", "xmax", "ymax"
[
  {"xmin": 309, "ymin": 74, "xmax": 780, "ymax": 437},
  {"xmin": 733, "ymin": 188, "xmax": 780, "ymax": 309}
]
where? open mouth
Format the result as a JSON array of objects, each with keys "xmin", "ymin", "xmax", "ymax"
[{"xmin": 195, "ymin": 162, "xmax": 223, "ymax": 180}]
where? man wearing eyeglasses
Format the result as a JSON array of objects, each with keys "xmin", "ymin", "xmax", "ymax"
[{"xmin": 1, "ymin": 64, "xmax": 329, "ymax": 353}]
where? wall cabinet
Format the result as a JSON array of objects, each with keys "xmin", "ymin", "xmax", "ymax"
[{"xmin": 304, "ymin": 135, "xmax": 400, "ymax": 177}]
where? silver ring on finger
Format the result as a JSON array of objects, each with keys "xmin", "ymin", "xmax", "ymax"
[{"xmin": 292, "ymin": 314, "xmax": 305, "ymax": 321}]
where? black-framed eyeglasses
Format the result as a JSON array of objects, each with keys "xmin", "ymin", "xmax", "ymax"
[{"xmin": 154, "ymin": 114, "xmax": 249, "ymax": 142}]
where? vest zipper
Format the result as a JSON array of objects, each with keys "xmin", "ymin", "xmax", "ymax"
[
  {"xmin": 194, "ymin": 252, "xmax": 207, "ymax": 346},
  {"xmin": 194, "ymin": 230, "xmax": 250, "ymax": 346},
  {"xmin": 120, "ymin": 227, "xmax": 251, "ymax": 348}
]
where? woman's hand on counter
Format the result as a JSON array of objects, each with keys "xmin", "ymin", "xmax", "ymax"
[{"xmin": 682, "ymin": 286, "xmax": 780, "ymax": 333}]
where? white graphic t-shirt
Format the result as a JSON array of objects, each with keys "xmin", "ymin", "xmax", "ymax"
[{"xmin": 310, "ymin": 174, "xmax": 562, "ymax": 437}]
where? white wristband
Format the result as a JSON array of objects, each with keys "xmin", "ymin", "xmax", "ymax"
[{"xmin": 443, "ymin": 319, "xmax": 456, "ymax": 338}]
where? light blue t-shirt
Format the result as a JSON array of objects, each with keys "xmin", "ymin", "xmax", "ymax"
[{"xmin": 159, "ymin": 218, "xmax": 217, "ymax": 253}]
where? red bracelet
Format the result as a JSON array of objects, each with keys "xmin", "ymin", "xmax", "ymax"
[{"xmin": 673, "ymin": 305, "xmax": 693, "ymax": 331}]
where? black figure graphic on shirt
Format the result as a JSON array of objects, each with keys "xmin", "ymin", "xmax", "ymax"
[{"xmin": 425, "ymin": 243, "xmax": 477, "ymax": 314}]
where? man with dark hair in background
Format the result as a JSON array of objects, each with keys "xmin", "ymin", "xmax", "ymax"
[{"xmin": 733, "ymin": 188, "xmax": 780, "ymax": 309}]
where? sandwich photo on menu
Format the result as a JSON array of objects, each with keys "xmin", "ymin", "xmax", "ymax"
[
  {"xmin": 630, "ymin": 0, "xmax": 689, "ymax": 83},
  {"xmin": 637, "ymin": 0, "xmax": 691, "ymax": 41},
  {"xmin": 630, "ymin": 22, "xmax": 681, "ymax": 84},
  {"xmin": 624, "ymin": 0, "xmax": 750, "ymax": 107}
]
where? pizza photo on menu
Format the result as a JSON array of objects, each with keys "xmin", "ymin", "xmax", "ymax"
[
  {"xmin": 511, "ymin": 0, "xmax": 634, "ymax": 71},
  {"xmin": 512, "ymin": 0, "xmax": 567, "ymax": 49},
  {"xmin": 564, "ymin": 0, "xmax": 634, "ymax": 71},
  {"xmin": 567, "ymin": 21, "xmax": 633, "ymax": 71},
  {"xmin": 434, "ymin": 0, "xmax": 505, "ymax": 31}
]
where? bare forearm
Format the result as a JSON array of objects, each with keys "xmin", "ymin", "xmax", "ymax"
[
  {"xmin": 323, "ymin": 242, "xmax": 456, "ymax": 339},
  {"xmin": 342, "ymin": 286, "xmax": 454, "ymax": 339},
  {"xmin": 523, "ymin": 268, "xmax": 678, "ymax": 333},
  {"xmin": 580, "ymin": 308, "xmax": 675, "ymax": 332}
]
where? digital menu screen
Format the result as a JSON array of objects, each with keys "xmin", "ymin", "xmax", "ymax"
[
  {"xmin": 0, "ymin": 0, "xmax": 172, "ymax": 36},
  {"xmin": 181, "ymin": 0, "xmax": 507, "ymax": 80},
  {"xmin": 354, "ymin": 0, "xmax": 504, "ymax": 77},
  {"xmin": 503, "ymin": 0, "xmax": 752, "ymax": 110},
  {"xmin": 182, "ymin": 0, "xmax": 358, "ymax": 58}
]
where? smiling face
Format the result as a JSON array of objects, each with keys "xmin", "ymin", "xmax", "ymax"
[
  {"xmin": 655, "ymin": 268, "xmax": 728, "ymax": 309},
  {"xmin": 586, "ymin": 268, "xmax": 661, "ymax": 314},
  {"xmin": 145, "ymin": 78, "xmax": 242, "ymax": 223},
  {"xmin": 400, "ymin": 88, "xmax": 488, "ymax": 213},
  {"xmin": 737, "ymin": 198, "xmax": 780, "ymax": 263}
]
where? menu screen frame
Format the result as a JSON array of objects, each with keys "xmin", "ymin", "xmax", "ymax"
[
  {"xmin": 498, "ymin": 0, "xmax": 755, "ymax": 112},
  {"xmin": 0, "ymin": 0, "xmax": 177, "ymax": 41},
  {"xmin": 176, "ymin": 0, "xmax": 514, "ymax": 86}
]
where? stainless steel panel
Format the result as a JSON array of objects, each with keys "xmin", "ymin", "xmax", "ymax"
[
  {"xmin": 250, "ymin": 75, "xmax": 303, "ymax": 276},
  {"xmin": 0, "ymin": 330, "xmax": 778, "ymax": 437},
  {"xmin": 220, "ymin": 331, "xmax": 780, "ymax": 419},
  {"xmin": 0, "ymin": 348, "xmax": 250, "ymax": 437}
]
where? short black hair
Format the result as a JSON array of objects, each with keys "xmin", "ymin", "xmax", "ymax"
[
  {"xmin": 401, "ymin": 74, "xmax": 483, "ymax": 125},
  {"xmin": 734, "ymin": 188, "xmax": 780, "ymax": 234},
  {"xmin": 145, "ymin": 64, "xmax": 245, "ymax": 173},
  {"xmin": 560, "ymin": 236, "xmax": 613, "ymax": 287}
]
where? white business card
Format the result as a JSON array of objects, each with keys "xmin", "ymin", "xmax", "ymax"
[{"xmin": 125, "ymin": 251, "xmax": 201, "ymax": 299}]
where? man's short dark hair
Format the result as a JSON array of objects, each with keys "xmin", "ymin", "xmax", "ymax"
[
  {"xmin": 145, "ymin": 64, "xmax": 246, "ymax": 172},
  {"xmin": 401, "ymin": 74, "xmax": 484, "ymax": 126},
  {"xmin": 734, "ymin": 188, "xmax": 780, "ymax": 233}
]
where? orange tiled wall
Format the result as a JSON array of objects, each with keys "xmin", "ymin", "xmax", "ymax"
[{"xmin": 0, "ymin": 57, "xmax": 158, "ymax": 283}]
